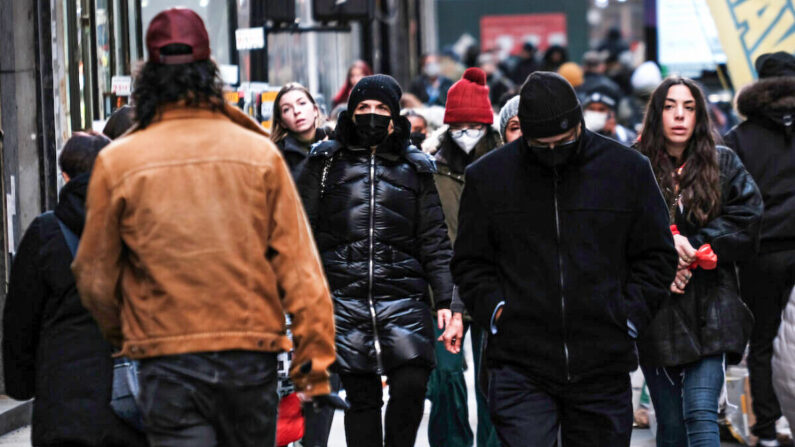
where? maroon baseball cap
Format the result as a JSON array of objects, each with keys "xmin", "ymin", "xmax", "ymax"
[{"xmin": 146, "ymin": 8, "xmax": 211, "ymax": 65}]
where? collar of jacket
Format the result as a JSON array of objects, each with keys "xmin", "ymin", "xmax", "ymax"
[
  {"xmin": 309, "ymin": 140, "xmax": 435, "ymax": 173},
  {"xmin": 132, "ymin": 103, "xmax": 270, "ymax": 138},
  {"xmin": 518, "ymin": 125, "xmax": 592, "ymax": 171},
  {"xmin": 280, "ymin": 127, "xmax": 329, "ymax": 156},
  {"xmin": 435, "ymin": 127, "xmax": 502, "ymax": 175}
]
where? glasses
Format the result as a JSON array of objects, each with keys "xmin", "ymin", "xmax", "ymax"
[
  {"xmin": 526, "ymin": 137, "xmax": 578, "ymax": 151},
  {"xmin": 449, "ymin": 127, "xmax": 485, "ymax": 139}
]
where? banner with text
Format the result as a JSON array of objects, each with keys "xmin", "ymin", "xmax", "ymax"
[{"xmin": 706, "ymin": 0, "xmax": 795, "ymax": 89}]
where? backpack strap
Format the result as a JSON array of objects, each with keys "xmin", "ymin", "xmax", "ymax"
[{"xmin": 42, "ymin": 211, "xmax": 79, "ymax": 258}]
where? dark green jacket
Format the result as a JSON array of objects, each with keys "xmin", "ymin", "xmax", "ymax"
[{"xmin": 432, "ymin": 127, "xmax": 503, "ymax": 314}]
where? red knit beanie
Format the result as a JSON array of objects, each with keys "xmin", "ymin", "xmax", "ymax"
[{"xmin": 444, "ymin": 67, "xmax": 493, "ymax": 124}]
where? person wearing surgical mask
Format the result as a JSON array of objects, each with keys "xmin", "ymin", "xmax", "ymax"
[
  {"xmin": 297, "ymin": 74, "xmax": 455, "ymax": 447},
  {"xmin": 409, "ymin": 53, "xmax": 454, "ymax": 107},
  {"xmin": 583, "ymin": 87, "xmax": 636, "ymax": 147},
  {"xmin": 426, "ymin": 67, "xmax": 503, "ymax": 447}
]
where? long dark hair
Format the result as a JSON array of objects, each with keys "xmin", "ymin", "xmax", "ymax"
[
  {"xmin": 132, "ymin": 44, "xmax": 227, "ymax": 129},
  {"xmin": 637, "ymin": 76, "xmax": 721, "ymax": 225},
  {"xmin": 270, "ymin": 83, "xmax": 324, "ymax": 144}
]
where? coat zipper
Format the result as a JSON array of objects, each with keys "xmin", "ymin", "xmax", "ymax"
[
  {"xmin": 368, "ymin": 152, "xmax": 384, "ymax": 374},
  {"xmin": 553, "ymin": 166, "xmax": 571, "ymax": 382}
]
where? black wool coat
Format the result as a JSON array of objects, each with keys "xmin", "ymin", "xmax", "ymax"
[
  {"xmin": 452, "ymin": 130, "xmax": 678, "ymax": 384},
  {"xmin": 2, "ymin": 173, "xmax": 147, "ymax": 447},
  {"xmin": 639, "ymin": 146, "xmax": 763, "ymax": 367},
  {"xmin": 297, "ymin": 112, "xmax": 453, "ymax": 375}
]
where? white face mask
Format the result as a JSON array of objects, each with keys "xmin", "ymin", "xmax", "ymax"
[
  {"xmin": 584, "ymin": 110, "xmax": 609, "ymax": 132},
  {"xmin": 452, "ymin": 131, "xmax": 484, "ymax": 154},
  {"xmin": 423, "ymin": 62, "xmax": 441, "ymax": 78}
]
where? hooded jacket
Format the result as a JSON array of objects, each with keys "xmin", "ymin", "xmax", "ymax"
[
  {"xmin": 452, "ymin": 130, "xmax": 677, "ymax": 384},
  {"xmin": 3, "ymin": 174, "xmax": 147, "ymax": 447},
  {"xmin": 639, "ymin": 146, "xmax": 762, "ymax": 367},
  {"xmin": 297, "ymin": 111, "xmax": 453, "ymax": 374},
  {"xmin": 72, "ymin": 104, "xmax": 336, "ymax": 396},
  {"xmin": 724, "ymin": 76, "xmax": 795, "ymax": 254}
]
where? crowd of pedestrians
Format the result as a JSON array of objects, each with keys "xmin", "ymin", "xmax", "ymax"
[{"xmin": 2, "ymin": 6, "xmax": 794, "ymax": 447}]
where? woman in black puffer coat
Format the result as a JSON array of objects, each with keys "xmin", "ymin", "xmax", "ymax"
[
  {"xmin": 298, "ymin": 75, "xmax": 453, "ymax": 447},
  {"xmin": 636, "ymin": 77, "xmax": 763, "ymax": 447}
]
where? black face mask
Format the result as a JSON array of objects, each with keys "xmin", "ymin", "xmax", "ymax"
[
  {"xmin": 354, "ymin": 113, "xmax": 391, "ymax": 147},
  {"xmin": 526, "ymin": 137, "xmax": 580, "ymax": 168},
  {"xmin": 409, "ymin": 132, "xmax": 427, "ymax": 147}
]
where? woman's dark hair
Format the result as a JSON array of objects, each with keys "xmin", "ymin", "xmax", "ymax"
[
  {"xmin": 637, "ymin": 76, "xmax": 721, "ymax": 225},
  {"xmin": 131, "ymin": 44, "xmax": 227, "ymax": 129},
  {"xmin": 270, "ymin": 83, "xmax": 323, "ymax": 144},
  {"xmin": 59, "ymin": 131, "xmax": 111, "ymax": 178},
  {"xmin": 102, "ymin": 105, "xmax": 135, "ymax": 139}
]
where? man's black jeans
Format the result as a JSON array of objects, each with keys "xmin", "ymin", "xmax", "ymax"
[
  {"xmin": 340, "ymin": 365, "xmax": 431, "ymax": 447},
  {"xmin": 486, "ymin": 365, "xmax": 633, "ymax": 447},
  {"xmin": 740, "ymin": 249, "xmax": 795, "ymax": 440},
  {"xmin": 137, "ymin": 350, "xmax": 278, "ymax": 447}
]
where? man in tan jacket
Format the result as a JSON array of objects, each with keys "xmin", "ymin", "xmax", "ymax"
[{"xmin": 72, "ymin": 8, "xmax": 335, "ymax": 446}]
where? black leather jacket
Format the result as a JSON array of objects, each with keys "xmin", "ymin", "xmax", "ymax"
[
  {"xmin": 639, "ymin": 146, "xmax": 763, "ymax": 367},
  {"xmin": 297, "ymin": 112, "xmax": 453, "ymax": 374}
]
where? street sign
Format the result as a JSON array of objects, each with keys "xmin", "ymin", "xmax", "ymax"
[
  {"xmin": 236, "ymin": 27, "xmax": 265, "ymax": 51},
  {"xmin": 111, "ymin": 76, "xmax": 132, "ymax": 96}
]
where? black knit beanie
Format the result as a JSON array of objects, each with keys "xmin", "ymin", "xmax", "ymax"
[
  {"xmin": 755, "ymin": 51, "xmax": 795, "ymax": 79},
  {"xmin": 518, "ymin": 71, "xmax": 583, "ymax": 139},
  {"xmin": 347, "ymin": 74, "xmax": 403, "ymax": 119}
]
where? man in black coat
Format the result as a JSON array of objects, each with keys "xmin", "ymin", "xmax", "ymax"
[
  {"xmin": 724, "ymin": 51, "xmax": 795, "ymax": 446},
  {"xmin": 2, "ymin": 132, "xmax": 147, "ymax": 447},
  {"xmin": 452, "ymin": 72, "xmax": 677, "ymax": 447}
]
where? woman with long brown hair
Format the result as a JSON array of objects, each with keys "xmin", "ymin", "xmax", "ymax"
[
  {"xmin": 270, "ymin": 82, "xmax": 330, "ymax": 179},
  {"xmin": 637, "ymin": 76, "xmax": 763, "ymax": 446}
]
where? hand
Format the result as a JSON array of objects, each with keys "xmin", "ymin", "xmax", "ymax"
[
  {"xmin": 674, "ymin": 234, "xmax": 698, "ymax": 269},
  {"xmin": 438, "ymin": 312, "xmax": 464, "ymax": 354},
  {"xmin": 437, "ymin": 309, "xmax": 452, "ymax": 330},
  {"xmin": 670, "ymin": 268, "xmax": 693, "ymax": 294}
]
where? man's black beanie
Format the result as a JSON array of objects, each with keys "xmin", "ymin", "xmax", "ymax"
[
  {"xmin": 518, "ymin": 71, "xmax": 583, "ymax": 139},
  {"xmin": 347, "ymin": 74, "xmax": 403, "ymax": 119},
  {"xmin": 755, "ymin": 51, "xmax": 795, "ymax": 79}
]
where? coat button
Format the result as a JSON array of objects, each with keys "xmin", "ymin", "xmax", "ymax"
[{"xmin": 257, "ymin": 340, "xmax": 264, "ymax": 347}]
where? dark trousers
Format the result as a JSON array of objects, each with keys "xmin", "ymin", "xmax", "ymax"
[
  {"xmin": 301, "ymin": 373, "xmax": 341, "ymax": 447},
  {"xmin": 486, "ymin": 365, "xmax": 632, "ymax": 447},
  {"xmin": 340, "ymin": 365, "xmax": 431, "ymax": 447},
  {"xmin": 137, "ymin": 350, "xmax": 278, "ymax": 447},
  {"xmin": 740, "ymin": 249, "xmax": 795, "ymax": 439}
]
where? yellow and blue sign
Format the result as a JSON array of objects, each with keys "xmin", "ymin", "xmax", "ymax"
[{"xmin": 707, "ymin": 0, "xmax": 795, "ymax": 89}]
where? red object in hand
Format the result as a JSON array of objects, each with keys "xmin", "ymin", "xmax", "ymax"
[
  {"xmin": 276, "ymin": 393, "xmax": 304, "ymax": 447},
  {"xmin": 670, "ymin": 225, "xmax": 718, "ymax": 270},
  {"xmin": 689, "ymin": 244, "xmax": 717, "ymax": 270}
]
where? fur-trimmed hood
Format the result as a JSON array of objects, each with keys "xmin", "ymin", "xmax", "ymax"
[{"xmin": 736, "ymin": 77, "xmax": 795, "ymax": 129}]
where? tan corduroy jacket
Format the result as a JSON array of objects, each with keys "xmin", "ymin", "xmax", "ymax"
[{"xmin": 73, "ymin": 104, "xmax": 335, "ymax": 395}]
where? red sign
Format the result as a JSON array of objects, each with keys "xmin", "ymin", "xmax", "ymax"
[{"xmin": 480, "ymin": 14, "xmax": 568, "ymax": 55}]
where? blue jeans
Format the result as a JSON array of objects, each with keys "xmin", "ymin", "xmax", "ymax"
[{"xmin": 642, "ymin": 355, "xmax": 725, "ymax": 447}]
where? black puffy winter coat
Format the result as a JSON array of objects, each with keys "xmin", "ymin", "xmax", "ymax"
[
  {"xmin": 275, "ymin": 127, "xmax": 332, "ymax": 179},
  {"xmin": 297, "ymin": 112, "xmax": 453, "ymax": 374},
  {"xmin": 639, "ymin": 146, "xmax": 763, "ymax": 367},
  {"xmin": 2, "ymin": 173, "xmax": 147, "ymax": 447}
]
